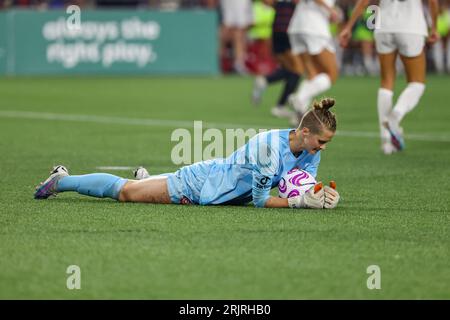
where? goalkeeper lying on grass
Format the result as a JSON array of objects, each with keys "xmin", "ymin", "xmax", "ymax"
[{"xmin": 34, "ymin": 98, "xmax": 340, "ymax": 209}]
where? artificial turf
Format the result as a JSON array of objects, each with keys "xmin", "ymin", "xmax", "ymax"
[{"xmin": 0, "ymin": 75, "xmax": 449, "ymax": 299}]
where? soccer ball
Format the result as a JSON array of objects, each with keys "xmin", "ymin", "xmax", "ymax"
[{"xmin": 278, "ymin": 168, "xmax": 316, "ymax": 198}]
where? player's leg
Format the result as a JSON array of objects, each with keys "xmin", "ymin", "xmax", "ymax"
[
  {"xmin": 378, "ymin": 52, "xmax": 397, "ymax": 90},
  {"xmin": 361, "ymin": 40, "xmax": 378, "ymax": 75},
  {"xmin": 291, "ymin": 49, "xmax": 336, "ymax": 115},
  {"xmin": 374, "ymin": 32, "xmax": 400, "ymax": 153},
  {"xmin": 232, "ymin": 27, "xmax": 248, "ymax": 74},
  {"xmin": 270, "ymin": 50, "xmax": 303, "ymax": 118},
  {"xmin": 287, "ymin": 52, "xmax": 318, "ymax": 125},
  {"xmin": 252, "ymin": 32, "xmax": 303, "ymax": 109},
  {"xmin": 386, "ymin": 34, "xmax": 426, "ymax": 150},
  {"xmin": 252, "ymin": 67, "xmax": 288, "ymax": 106},
  {"xmin": 310, "ymin": 49, "xmax": 339, "ymax": 84},
  {"xmin": 34, "ymin": 165, "xmax": 171, "ymax": 204},
  {"xmin": 291, "ymin": 35, "xmax": 337, "ymax": 117},
  {"xmin": 393, "ymin": 51, "xmax": 426, "ymax": 124},
  {"xmin": 377, "ymin": 51, "xmax": 398, "ymax": 153},
  {"xmin": 35, "ymin": 166, "xmax": 127, "ymax": 200},
  {"xmin": 290, "ymin": 52, "xmax": 316, "ymax": 107},
  {"xmin": 278, "ymin": 50, "xmax": 304, "ymax": 75},
  {"xmin": 119, "ymin": 177, "xmax": 171, "ymax": 204}
]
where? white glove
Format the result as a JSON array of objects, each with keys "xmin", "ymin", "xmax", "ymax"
[
  {"xmin": 324, "ymin": 185, "xmax": 340, "ymax": 209},
  {"xmin": 288, "ymin": 186, "xmax": 324, "ymax": 209}
]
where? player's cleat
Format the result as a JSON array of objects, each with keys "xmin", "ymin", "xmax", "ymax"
[
  {"xmin": 271, "ymin": 106, "xmax": 295, "ymax": 119},
  {"xmin": 381, "ymin": 141, "xmax": 397, "ymax": 155},
  {"xmin": 252, "ymin": 76, "xmax": 267, "ymax": 105},
  {"xmin": 133, "ymin": 166, "xmax": 150, "ymax": 180},
  {"xmin": 384, "ymin": 115, "xmax": 405, "ymax": 151},
  {"xmin": 34, "ymin": 165, "xmax": 69, "ymax": 199}
]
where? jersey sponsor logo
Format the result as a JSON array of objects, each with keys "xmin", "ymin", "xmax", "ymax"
[
  {"xmin": 259, "ymin": 176, "xmax": 270, "ymax": 185},
  {"xmin": 255, "ymin": 176, "xmax": 271, "ymax": 190}
]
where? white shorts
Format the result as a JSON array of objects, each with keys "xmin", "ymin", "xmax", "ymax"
[
  {"xmin": 374, "ymin": 33, "xmax": 425, "ymax": 57},
  {"xmin": 289, "ymin": 33, "xmax": 335, "ymax": 55},
  {"xmin": 220, "ymin": 0, "xmax": 253, "ymax": 28}
]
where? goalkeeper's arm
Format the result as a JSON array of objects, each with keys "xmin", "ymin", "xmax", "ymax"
[{"xmin": 252, "ymin": 168, "xmax": 326, "ymax": 209}]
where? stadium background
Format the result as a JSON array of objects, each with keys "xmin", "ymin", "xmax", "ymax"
[{"xmin": 0, "ymin": 0, "xmax": 449, "ymax": 299}]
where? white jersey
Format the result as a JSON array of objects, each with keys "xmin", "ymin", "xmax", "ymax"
[
  {"xmin": 375, "ymin": 0, "xmax": 428, "ymax": 36},
  {"xmin": 288, "ymin": 0, "xmax": 335, "ymax": 38}
]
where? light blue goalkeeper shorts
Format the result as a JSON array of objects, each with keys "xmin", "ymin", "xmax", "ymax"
[{"xmin": 164, "ymin": 160, "xmax": 213, "ymax": 205}]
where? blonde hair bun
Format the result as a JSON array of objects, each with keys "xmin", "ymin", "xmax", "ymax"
[{"xmin": 313, "ymin": 98, "xmax": 335, "ymax": 111}]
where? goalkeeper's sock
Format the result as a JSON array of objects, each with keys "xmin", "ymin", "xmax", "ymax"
[
  {"xmin": 266, "ymin": 68, "xmax": 289, "ymax": 84},
  {"xmin": 56, "ymin": 174, "xmax": 127, "ymax": 200},
  {"xmin": 377, "ymin": 88, "xmax": 393, "ymax": 142},
  {"xmin": 392, "ymin": 82, "xmax": 425, "ymax": 122},
  {"xmin": 278, "ymin": 71, "xmax": 300, "ymax": 106}
]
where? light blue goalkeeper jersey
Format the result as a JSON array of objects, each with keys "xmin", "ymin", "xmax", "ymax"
[{"xmin": 165, "ymin": 129, "xmax": 321, "ymax": 207}]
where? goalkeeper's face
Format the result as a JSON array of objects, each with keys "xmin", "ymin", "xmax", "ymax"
[{"xmin": 303, "ymin": 128, "xmax": 335, "ymax": 154}]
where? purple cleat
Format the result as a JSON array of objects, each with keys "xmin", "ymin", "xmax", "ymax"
[
  {"xmin": 34, "ymin": 165, "xmax": 69, "ymax": 199},
  {"xmin": 384, "ymin": 114, "xmax": 405, "ymax": 151}
]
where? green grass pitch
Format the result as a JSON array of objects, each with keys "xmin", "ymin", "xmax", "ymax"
[{"xmin": 0, "ymin": 75, "xmax": 449, "ymax": 299}]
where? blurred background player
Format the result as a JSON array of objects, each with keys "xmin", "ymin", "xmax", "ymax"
[
  {"xmin": 340, "ymin": 0, "xmax": 439, "ymax": 154},
  {"xmin": 288, "ymin": 0, "xmax": 341, "ymax": 125},
  {"xmin": 431, "ymin": 0, "xmax": 450, "ymax": 74},
  {"xmin": 219, "ymin": 0, "xmax": 254, "ymax": 74},
  {"xmin": 342, "ymin": 0, "xmax": 378, "ymax": 75},
  {"xmin": 246, "ymin": 0, "xmax": 277, "ymax": 75},
  {"xmin": 252, "ymin": 0, "xmax": 305, "ymax": 120}
]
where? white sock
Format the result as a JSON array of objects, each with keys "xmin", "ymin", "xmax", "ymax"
[
  {"xmin": 392, "ymin": 82, "xmax": 425, "ymax": 122},
  {"xmin": 377, "ymin": 88, "xmax": 393, "ymax": 142},
  {"xmin": 294, "ymin": 74, "xmax": 331, "ymax": 113},
  {"xmin": 308, "ymin": 73, "xmax": 332, "ymax": 97},
  {"xmin": 292, "ymin": 79, "xmax": 311, "ymax": 113},
  {"xmin": 297, "ymin": 78, "xmax": 310, "ymax": 93}
]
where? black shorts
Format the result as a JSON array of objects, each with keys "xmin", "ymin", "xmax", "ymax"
[{"xmin": 272, "ymin": 32, "xmax": 291, "ymax": 54}]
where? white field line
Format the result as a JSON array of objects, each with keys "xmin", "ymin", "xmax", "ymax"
[
  {"xmin": 96, "ymin": 166, "xmax": 136, "ymax": 170},
  {"xmin": 95, "ymin": 166, "xmax": 173, "ymax": 172},
  {"xmin": 1, "ymin": 110, "xmax": 450, "ymax": 142}
]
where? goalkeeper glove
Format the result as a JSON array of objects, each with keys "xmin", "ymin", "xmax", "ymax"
[
  {"xmin": 288, "ymin": 182, "xmax": 325, "ymax": 209},
  {"xmin": 324, "ymin": 181, "xmax": 340, "ymax": 209}
]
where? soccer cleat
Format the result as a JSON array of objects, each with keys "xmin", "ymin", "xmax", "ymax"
[
  {"xmin": 34, "ymin": 165, "xmax": 69, "ymax": 199},
  {"xmin": 381, "ymin": 141, "xmax": 397, "ymax": 155},
  {"xmin": 252, "ymin": 76, "xmax": 267, "ymax": 105},
  {"xmin": 133, "ymin": 166, "xmax": 150, "ymax": 180},
  {"xmin": 271, "ymin": 106, "xmax": 295, "ymax": 119},
  {"xmin": 384, "ymin": 115, "xmax": 405, "ymax": 151}
]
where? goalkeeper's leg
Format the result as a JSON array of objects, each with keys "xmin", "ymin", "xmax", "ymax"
[
  {"xmin": 59, "ymin": 174, "xmax": 171, "ymax": 203},
  {"xmin": 35, "ymin": 166, "xmax": 171, "ymax": 203},
  {"xmin": 118, "ymin": 177, "xmax": 171, "ymax": 203}
]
